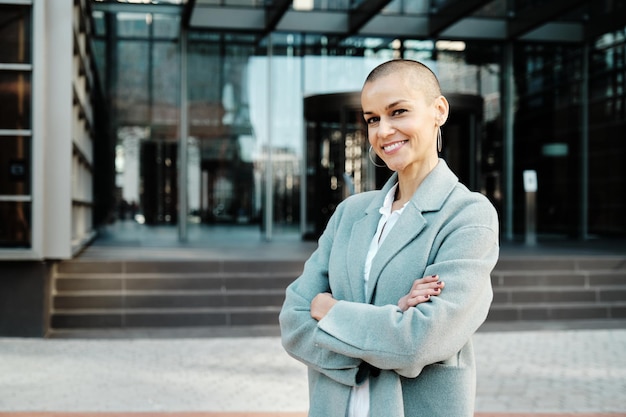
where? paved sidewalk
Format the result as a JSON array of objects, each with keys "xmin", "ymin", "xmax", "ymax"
[{"xmin": 0, "ymin": 326, "xmax": 625, "ymax": 416}]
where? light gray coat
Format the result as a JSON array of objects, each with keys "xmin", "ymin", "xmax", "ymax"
[{"xmin": 279, "ymin": 160, "xmax": 499, "ymax": 417}]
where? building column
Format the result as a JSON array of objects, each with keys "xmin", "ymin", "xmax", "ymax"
[
  {"xmin": 178, "ymin": 27, "xmax": 188, "ymax": 242},
  {"xmin": 264, "ymin": 35, "xmax": 274, "ymax": 241},
  {"xmin": 579, "ymin": 42, "xmax": 589, "ymax": 240},
  {"xmin": 503, "ymin": 42, "xmax": 515, "ymax": 241}
]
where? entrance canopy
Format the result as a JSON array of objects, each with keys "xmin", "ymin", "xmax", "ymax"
[
  {"xmin": 184, "ymin": 0, "xmax": 617, "ymax": 43},
  {"xmin": 92, "ymin": 0, "xmax": 623, "ymax": 44}
]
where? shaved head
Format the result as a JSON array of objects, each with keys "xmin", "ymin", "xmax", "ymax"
[{"xmin": 364, "ymin": 59, "xmax": 442, "ymax": 103}]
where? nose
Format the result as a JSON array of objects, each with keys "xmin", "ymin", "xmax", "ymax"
[{"xmin": 377, "ymin": 117, "xmax": 395, "ymax": 138}]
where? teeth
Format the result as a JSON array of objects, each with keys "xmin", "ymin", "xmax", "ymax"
[{"xmin": 384, "ymin": 141, "xmax": 406, "ymax": 152}]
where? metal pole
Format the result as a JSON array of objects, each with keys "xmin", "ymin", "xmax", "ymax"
[
  {"xmin": 178, "ymin": 27, "xmax": 188, "ymax": 242},
  {"xmin": 264, "ymin": 35, "xmax": 274, "ymax": 241},
  {"xmin": 523, "ymin": 170, "xmax": 537, "ymax": 245},
  {"xmin": 300, "ymin": 49, "xmax": 307, "ymax": 239},
  {"xmin": 503, "ymin": 42, "xmax": 515, "ymax": 241},
  {"xmin": 525, "ymin": 191, "xmax": 537, "ymax": 245},
  {"xmin": 469, "ymin": 113, "xmax": 476, "ymax": 190},
  {"xmin": 580, "ymin": 42, "xmax": 589, "ymax": 240}
]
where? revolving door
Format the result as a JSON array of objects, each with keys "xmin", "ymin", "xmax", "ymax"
[{"xmin": 303, "ymin": 92, "xmax": 484, "ymax": 240}]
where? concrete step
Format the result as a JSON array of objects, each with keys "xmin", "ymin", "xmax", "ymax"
[
  {"xmin": 488, "ymin": 256, "xmax": 626, "ymax": 321},
  {"xmin": 488, "ymin": 301, "xmax": 626, "ymax": 321},
  {"xmin": 49, "ymin": 255, "xmax": 626, "ymax": 331},
  {"xmin": 493, "ymin": 256, "xmax": 626, "ymax": 272},
  {"xmin": 50, "ymin": 259, "xmax": 302, "ymax": 330},
  {"xmin": 55, "ymin": 260, "xmax": 306, "ymax": 275},
  {"xmin": 53, "ymin": 289, "xmax": 285, "ymax": 309},
  {"xmin": 51, "ymin": 306, "xmax": 281, "ymax": 328},
  {"xmin": 55, "ymin": 273, "xmax": 296, "ymax": 291}
]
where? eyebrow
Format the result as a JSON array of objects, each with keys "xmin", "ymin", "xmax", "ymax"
[{"xmin": 362, "ymin": 99, "xmax": 410, "ymax": 116}]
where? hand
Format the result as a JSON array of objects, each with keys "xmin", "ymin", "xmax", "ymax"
[
  {"xmin": 397, "ymin": 275, "xmax": 444, "ymax": 312},
  {"xmin": 310, "ymin": 292, "xmax": 338, "ymax": 321}
]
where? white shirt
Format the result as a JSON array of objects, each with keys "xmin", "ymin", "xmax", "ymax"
[{"xmin": 348, "ymin": 183, "xmax": 407, "ymax": 417}]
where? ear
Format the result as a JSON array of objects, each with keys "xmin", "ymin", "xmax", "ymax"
[{"xmin": 434, "ymin": 95, "xmax": 450, "ymax": 127}]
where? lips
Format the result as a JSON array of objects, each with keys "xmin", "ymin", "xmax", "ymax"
[{"xmin": 383, "ymin": 140, "xmax": 408, "ymax": 153}]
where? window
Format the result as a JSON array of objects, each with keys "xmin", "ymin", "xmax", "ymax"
[{"xmin": 0, "ymin": 4, "xmax": 32, "ymax": 248}]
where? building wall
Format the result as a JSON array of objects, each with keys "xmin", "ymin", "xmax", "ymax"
[
  {"xmin": 0, "ymin": 261, "xmax": 51, "ymax": 337},
  {"xmin": 1, "ymin": 1, "xmax": 625, "ymax": 337},
  {"xmin": 0, "ymin": 0, "xmax": 97, "ymax": 259},
  {"xmin": 0, "ymin": 0, "xmax": 100, "ymax": 336}
]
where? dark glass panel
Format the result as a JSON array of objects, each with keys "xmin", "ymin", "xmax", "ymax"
[
  {"xmin": 0, "ymin": 136, "xmax": 31, "ymax": 195},
  {"xmin": 151, "ymin": 41, "xmax": 179, "ymax": 127},
  {"xmin": 513, "ymin": 43, "xmax": 583, "ymax": 237},
  {"xmin": 153, "ymin": 14, "xmax": 180, "ymax": 38},
  {"xmin": 0, "ymin": 71, "xmax": 31, "ymax": 130},
  {"xmin": 117, "ymin": 13, "xmax": 149, "ymax": 37},
  {"xmin": 140, "ymin": 141, "xmax": 177, "ymax": 224},
  {"xmin": 587, "ymin": 29, "xmax": 626, "ymax": 236},
  {"xmin": 115, "ymin": 41, "xmax": 150, "ymax": 124},
  {"xmin": 0, "ymin": 5, "xmax": 31, "ymax": 64},
  {"xmin": 92, "ymin": 10, "xmax": 106, "ymax": 37},
  {"xmin": 0, "ymin": 201, "xmax": 31, "ymax": 248}
]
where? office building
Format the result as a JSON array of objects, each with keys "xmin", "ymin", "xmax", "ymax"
[{"xmin": 1, "ymin": 0, "xmax": 625, "ymax": 336}]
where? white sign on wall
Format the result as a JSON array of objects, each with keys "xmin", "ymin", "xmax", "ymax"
[{"xmin": 523, "ymin": 170, "xmax": 538, "ymax": 192}]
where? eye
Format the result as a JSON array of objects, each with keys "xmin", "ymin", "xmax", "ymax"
[
  {"xmin": 365, "ymin": 116, "xmax": 379, "ymax": 125},
  {"xmin": 392, "ymin": 108, "xmax": 407, "ymax": 116}
]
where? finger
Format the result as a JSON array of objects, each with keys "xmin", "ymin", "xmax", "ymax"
[
  {"xmin": 412, "ymin": 275, "xmax": 439, "ymax": 290},
  {"xmin": 410, "ymin": 284, "xmax": 444, "ymax": 298},
  {"xmin": 413, "ymin": 280, "xmax": 443, "ymax": 293},
  {"xmin": 407, "ymin": 294, "xmax": 431, "ymax": 307},
  {"xmin": 430, "ymin": 281, "xmax": 445, "ymax": 294}
]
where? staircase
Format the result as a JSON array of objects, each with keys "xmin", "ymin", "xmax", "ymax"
[
  {"xmin": 489, "ymin": 256, "xmax": 626, "ymax": 321},
  {"xmin": 49, "ymin": 255, "xmax": 626, "ymax": 334},
  {"xmin": 50, "ymin": 259, "xmax": 304, "ymax": 331}
]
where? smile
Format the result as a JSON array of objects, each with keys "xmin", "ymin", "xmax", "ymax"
[{"xmin": 383, "ymin": 140, "xmax": 408, "ymax": 153}]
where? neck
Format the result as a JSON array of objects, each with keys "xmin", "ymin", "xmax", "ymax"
[{"xmin": 395, "ymin": 157, "xmax": 439, "ymax": 205}]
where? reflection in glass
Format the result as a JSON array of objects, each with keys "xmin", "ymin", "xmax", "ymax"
[
  {"xmin": 116, "ymin": 41, "xmax": 150, "ymax": 123},
  {"xmin": 0, "ymin": 202, "xmax": 31, "ymax": 248},
  {"xmin": 0, "ymin": 71, "xmax": 31, "ymax": 130},
  {"xmin": 187, "ymin": 40, "xmax": 259, "ymax": 225},
  {"xmin": 0, "ymin": 5, "xmax": 31, "ymax": 64},
  {"xmin": 152, "ymin": 41, "xmax": 180, "ymax": 125},
  {"xmin": 102, "ymin": 18, "xmax": 508, "ymax": 238},
  {"xmin": 153, "ymin": 14, "xmax": 180, "ymax": 38},
  {"xmin": 0, "ymin": 136, "xmax": 31, "ymax": 195},
  {"xmin": 117, "ymin": 13, "xmax": 150, "ymax": 38}
]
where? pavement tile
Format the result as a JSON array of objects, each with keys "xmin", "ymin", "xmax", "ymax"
[
  {"xmin": 0, "ymin": 413, "xmax": 625, "ymax": 417},
  {"xmin": 0, "ymin": 327, "xmax": 625, "ymax": 416}
]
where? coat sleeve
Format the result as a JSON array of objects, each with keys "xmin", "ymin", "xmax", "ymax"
[
  {"xmin": 279, "ymin": 205, "xmax": 362, "ymax": 387},
  {"xmin": 313, "ymin": 198, "xmax": 499, "ymax": 378}
]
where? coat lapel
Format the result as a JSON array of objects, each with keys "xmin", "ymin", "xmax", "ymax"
[
  {"xmin": 365, "ymin": 160, "xmax": 459, "ymax": 304},
  {"xmin": 346, "ymin": 212, "xmax": 379, "ymax": 303},
  {"xmin": 345, "ymin": 176, "xmax": 395, "ymax": 303},
  {"xmin": 366, "ymin": 205, "xmax": 426, "ymax": 303}
]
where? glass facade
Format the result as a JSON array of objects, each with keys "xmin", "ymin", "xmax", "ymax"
[
  {"xmin": 0, "ymin": 1, "xmax": 621, "ymax": 249},
  {"xmin": 513, "ymin": 29, "xmax": 626, "ymax": 237},
  {"xmin": 92, "ymin": 11, "xmax": 507, "ymax": 240},
  {"xmin": 0, "ymin": 4, "xmax": 32, "ymax": 248},
  {"xmin": 588, "ymin": 30, "xmax": 626, "ymax": 236},
  {"xmin": 514, "ymin": 43, "xmax": 584, "ymax": 237}
]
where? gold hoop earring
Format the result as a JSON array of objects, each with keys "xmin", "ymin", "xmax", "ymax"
[
  {"xmin": 437, "ymin": 127, "xmax": 443, "ymax": 153},
  {"xmin": 368, "ymin": 145, "xmax": 385, "ymax": 168}
]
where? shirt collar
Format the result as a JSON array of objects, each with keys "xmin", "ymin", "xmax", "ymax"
[{"xmin": 379, "ymin": 183, "xmax": 406, "ymax": 217}]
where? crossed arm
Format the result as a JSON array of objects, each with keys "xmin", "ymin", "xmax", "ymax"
[
  {"xmin": 280, "ymin": 194, "xmax": 498, "ymax": 384},
  {"xmin": 310, "ymin": 274, "xmax": 445, "ymax": 321}
]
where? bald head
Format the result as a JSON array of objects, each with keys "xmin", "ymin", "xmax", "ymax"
[{"xmin": 364, "ymin": 59, "xmax": 442, "ymax": 104}]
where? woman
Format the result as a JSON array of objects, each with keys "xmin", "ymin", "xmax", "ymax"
[{"xmin": 279, "ymin": 59, "xmax": 499, "ymax": 417}]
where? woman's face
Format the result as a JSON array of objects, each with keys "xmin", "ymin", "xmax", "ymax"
[{"xmin": 361, "ymin": 73, "xmax": 448, "ymax": 175}]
